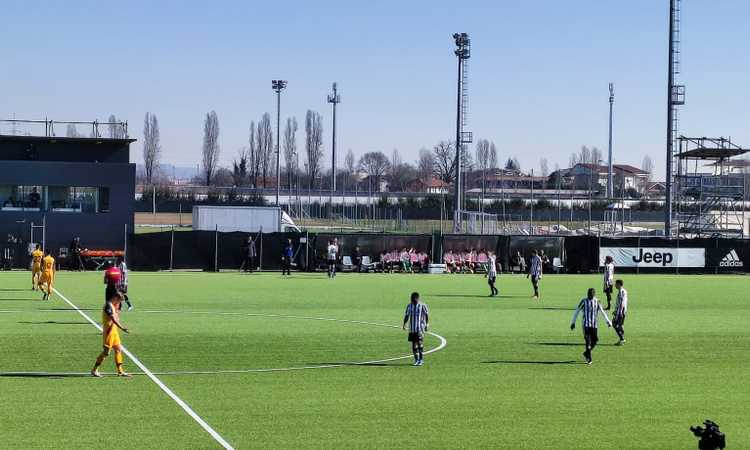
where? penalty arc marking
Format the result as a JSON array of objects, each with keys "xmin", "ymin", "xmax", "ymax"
[{"xmin": 3, "ymin": 294, "xmax": 449, "ymax": 448}]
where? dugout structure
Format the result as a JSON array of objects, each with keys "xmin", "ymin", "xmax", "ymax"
[{"xmin": 674, "ymin": 137, "xmax": 748, "ymax": 238}]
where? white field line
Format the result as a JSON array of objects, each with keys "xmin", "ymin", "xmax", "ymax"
[
  {"xmin": 50, "ymin": 288, "xmax": 234, "ymax": 450},
  {"xmin": 0, "ymin": 309, "xmax": 448, "ymax": 376}
]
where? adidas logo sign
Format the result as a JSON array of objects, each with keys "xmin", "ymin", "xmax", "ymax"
[{"xmin": 720, "ymin": 249, "xmax": 744, "ymax": 267}]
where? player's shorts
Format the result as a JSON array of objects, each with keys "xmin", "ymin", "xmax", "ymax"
[
  {"xmin": 583, "ymin": 327, "xmax": 599, "ymax": 346},
  {"xmin": 408, "ymin": 332, "xmax": 424, "ymax": 344},
  {"xmin": 530, "ymin": 275, "xmax": 540, "ymax": 284},
  {"xmin": 103, "ymin": 327, "xmax": 121, "ymax": 349},
  {"xmin": 613, "ymin": 312, "xmax": 626, "ymax": 326},
  {"xmin": 488, "ymin": 275, "xmax": 496, "ymax": 283},
  {"xmin": 119, "ymin": 285, "xmax": 128, "ymax": 294},
  {"xmin": 32, "ymin": 264, "xmax": 41, "ymax": 274},
  {"xmin": 39, "ymin": 271, "xmax": 53, "ymax": 286},
  {"xmin": 603, "ymin": 285, "xmax": 613, "ymax": 294}
]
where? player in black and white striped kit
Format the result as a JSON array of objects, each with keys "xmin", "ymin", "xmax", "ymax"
[
  {"xmin": 570, "ymin": 288, "xmax": 612, "ymax": 364},
  {"xmin": 613, "ymin": 279, "xmax": 628, "ymax": 345},
  {"xmin": 602, "ymin": 255, "xmax": 615, "ymax": 310},
  {"xmin": 526, "ymin": 250, "xmax": 542, "ymax": 299},
  {"xmin": 485, "ymin": 252, "xmax": 498, "ymax": 297},
  {"xmin": 402, "ymin": 292, "xmax": 429, "ymax": 366}
]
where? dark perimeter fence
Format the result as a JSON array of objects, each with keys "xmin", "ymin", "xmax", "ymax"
[{"xmin": 123, "ymin": 230, "xmax": 750, "ymax": 275}]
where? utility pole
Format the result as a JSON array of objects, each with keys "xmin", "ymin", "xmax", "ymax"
[
  {"xmin": 272, "ymin": 80, "xmax": 287, "ymax": 207},
  {"xmin": 607, "ymin": 82, "xmax": 614, "ymax": 199},
  {"xmin": 327, "ymin": 83, "xmax": 341, "ymax": 213}
]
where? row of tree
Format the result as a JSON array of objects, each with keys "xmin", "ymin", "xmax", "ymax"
[{"xmin": 137, "ymin": 111, "xmax": 655, "ymax": 192}]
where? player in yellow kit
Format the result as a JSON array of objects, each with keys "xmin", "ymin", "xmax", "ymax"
[
  {"xmin": 38, "ymin": 251, "xmax": 56, "ymax": 301},
  {"xmin": 91, "ymin": 292, "xmax": 130, "ymax": 377},
  {"xmin": 30, "ymin": 244, "xmax": 43, "ymax": 291}
]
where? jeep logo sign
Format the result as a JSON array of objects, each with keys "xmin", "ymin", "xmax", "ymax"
[{"xmin": 600, "ymin": 247, "xmax": 705, "ymax": 268}]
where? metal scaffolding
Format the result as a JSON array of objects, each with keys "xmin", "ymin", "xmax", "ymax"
[{"xmin": 675, "ymin": 136, "xmax": 748, "ymax": 237}]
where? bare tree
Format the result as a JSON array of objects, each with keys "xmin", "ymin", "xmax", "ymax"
[
  {"xmin": 476, "ymin": 139, "xmax": 491, "ymax": 208},
  {"xmin": 258, "ymin": 113, "xmax": 273, "ymax": 188},
  {"xmin": 505, "ymin": 157, "xmax": 520, "ymax": 172},
  {"xmin": 388, "ymin": 148, "xmax": 413, "ymax": 192},
  {"xmin": 142, "ymin": 112, "xmax": 161, "ymax": 185},
  {"xmin": 489, "ymin": 142, "xmax": 498, "ymax": 170},
  {"xmin": 232, "ymin": 147, "xmax": 249, "ymax": 187},
  {"xmin": 358, "ymin": 151, "xmax": 391, "ymax": 192},
  {"xmin": 579, "ymin": 145, "xmax": 592, "ymax": 166},
  {"xmin": 433, "ymin": 140, "xmax": 456, "ymax": 183},
  {"xmin": 201, "ymin": 111, "xmax": 220, "ymax": 186},
  {"xmin": 642, "ymin": 155, "xmax": 654, "ymax": 182},
  {"xmin": 344, "ymin": 149, "xmax": 356, "ymax": 190},
  {"xmin": 591, "ymin": 147, "xmax": 603, "ymax": 165},
  {"xmin": 417, "ymin": 148, "xmax": 435, "ymax": 181},
  {"xmin": 66, "ymin": 124, "xmax": 79, "ymax": 137},
  {"xmin": 283, "ymin": 117, "xmax": 298, "ymax": 189},
  {"xmin": 304, "ymin": 110, "xmax": 324, "ymax": 188},
  {"xmin": 248, "ymin": 121, "xmax": 259, "ymax": 187},
  {"xmin": 107, "ymin": 114, "xmax": 125, "ymax": 138},
  {"xmin": 540, "ymin": 157, "xmax": 549, "ymax": 189},
  {"xmin": 569, "ymin": 152, "xmax": 579, "ymax": 168}
]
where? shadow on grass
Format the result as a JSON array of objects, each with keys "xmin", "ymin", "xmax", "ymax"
[
  {"xmin": 528, "ymin": 307, "xmax": 576, "ymax": 311},
  {"xmin": 0, "ymin": 288, "xmax": 31, "ymax": 292},
  {"xmin": 532, "ymin": 342, "xmax": 618, "ymax": 347},
  {"xmin": 306, "ymin": 362, "xmax": 398, "ymax": 367},
  {"xmin": 430, "ymin": 294, "xmax": 528, "ymax": 299},
  {"xmin": 0, "ymin": 372, "xmax": 90, "ymax": 378},
  {"xmin": 18, "ymin": 320, "xmax": 90, "ymax": 325},
  {"xmin": 481, "ymin": 360, "xmax": 585, "ymax": 365},
  {"xmin": 44, "ymin": 307, "xmax": 99, "ymax": 312},
  {"xmin": 0, "ymin": 298, "xmax": 37, "ymax": 302}
]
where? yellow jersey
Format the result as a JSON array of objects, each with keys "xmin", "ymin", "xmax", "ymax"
[
  {"xmin": 31, "ymin": 250, "xmax": 43, "ymax": 267},
  {"xmin": 42, "ymin": 255, "xmax": 55, "ymax": 272}
]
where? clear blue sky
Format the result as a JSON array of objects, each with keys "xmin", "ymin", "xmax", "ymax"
[{"xmin": 2, "ymin": 0, "xmax": 748, "ymax": 180}]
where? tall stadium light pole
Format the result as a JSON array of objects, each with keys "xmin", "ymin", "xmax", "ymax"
[
  {"xmin": 607, "ymin": 82, "xmax": 614, "ymax": 199},
  {"xmin": 453, "ymin": 32, "xmax": 471, "ymax": 232},
  {"xmin": 327, "ymin": 83, "xmax": 341, "ymax": 212},
  {"xmin": 272, "ymin": 80, "xmax": 287, "ymax": 207}
]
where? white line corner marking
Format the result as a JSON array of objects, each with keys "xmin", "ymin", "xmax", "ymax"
[{"xmin": 52, "ymin": 288, "xmax": 235, "ymax": 450}]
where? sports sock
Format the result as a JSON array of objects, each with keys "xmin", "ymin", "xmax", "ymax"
[
  {"xmin": 94, "ymin": 352, "xmax": 106, "ymax": 369},
  {"xmin": 115, "ymin": 352, "xmax": 124, "ymax": 373},
  {"xmin": 418, "ymin": 347, "xmax": 424, "ymax": 361}
]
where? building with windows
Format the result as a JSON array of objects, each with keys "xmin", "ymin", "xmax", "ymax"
[{"xmin": 0, "ymin": 128, "xmax": 135, "ymax": 267}]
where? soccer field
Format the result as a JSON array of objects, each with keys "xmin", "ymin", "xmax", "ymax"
[{"xmin": 0, "ymin": 270, "xmax": 747, "ymax": 449}]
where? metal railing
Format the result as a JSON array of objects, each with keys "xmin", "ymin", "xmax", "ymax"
[{"xmin": 0, "ymin": 118, "xmax": 128, "ymax": 139}]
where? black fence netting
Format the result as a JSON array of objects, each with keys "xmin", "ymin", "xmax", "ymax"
[{"xmin": 127, "ymin": 230, "xmax": 749, "ymax": 274}]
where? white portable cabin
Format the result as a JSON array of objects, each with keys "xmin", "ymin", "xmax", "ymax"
[{"xmin": 192, "ymin": 206, "xmax": 299, "ymax": 233}]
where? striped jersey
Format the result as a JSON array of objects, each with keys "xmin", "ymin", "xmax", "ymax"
[
  {"xmin": 614, "ymin": 287, "xmax": 628, "ymax": 316},
  {"xmin": 118, "ymin": 261, "xmax": 128, "ymax": 287},
  {"xmin": 603, "ymin": 263, "xmax": 614, "ymax": 286},
  {"xmin": 404, "ymin": 302, "xmax": 429, "ymax": 333},
  {"xmin": 487, "ymin": 255, "xmax": 497, "ymax": 277},
  {"xmin": 529, "ymin": 255, "xmax": 542, "ymax": 277},
  {"xmin": 571, "ymin": 296, "xmax": 612, "ymax": 329},
  {"xmin": 327, "ymin": 244, "xmax": 338, "ymax": 260}
]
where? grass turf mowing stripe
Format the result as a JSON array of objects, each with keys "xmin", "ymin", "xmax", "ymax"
[{"xmin": 51, "ymin": 287, "xmax": 235, "ymax": 450}]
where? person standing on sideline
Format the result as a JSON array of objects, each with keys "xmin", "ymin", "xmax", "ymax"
[
  {"xmin": 352, "ymin": 246, "xmax": 361, "ymax": 272},
  {"xmin": 282, "ymin": 239, "xmax": 293, "ymax": 276},
  {"xmin": 402, "ymin": 292, "xmax": 429, "ymax": 366},
  {"xmin": 244, "ymin": 236, "xmax": 257, "ymax": 272},
  {"xmin": 326, "ymin": 239, "xmax": 338, "ymax": 278},
  {"xmin": 486, "ymin": 251, "xmax": 499, "ymax": 297},
  {"xmin": 527, "ymin": 250, "xmax": 543, "ymax": 299},
  {"xmin": 613, "ymin": 279, "xmax": 628, "ymax": 345},
  {"xmin": 570, "ymin": 288, "xmax": 612, "ymax": 365},
  {"xmin": 602, "ymin": 255, "xmax": 615, "ymax": 310},
  {"xmin": 69, "ymin": 237, "xmax": 85, "ymax": 271}
]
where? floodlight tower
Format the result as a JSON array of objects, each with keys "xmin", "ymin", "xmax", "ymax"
[
  {"xmin": 452, "ymin": 32, "xmax": 472, "ymax": 232},
  {"xmin": 272, "ymin": 79, "xmax": 288, "ymax": 206},
  {"xmin": 665, "ymin": 0, "xmax": 685, "ymax": 237},
  {"xmin": 327, "ymin": 82, "xmax": 341, "ymax": 210},
  {"xmin": 607, "ymin": 83, "xmax": 614, "ymax": 199}
]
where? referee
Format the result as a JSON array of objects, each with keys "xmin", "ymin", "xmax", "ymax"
[
  {"xmin": 402, "ymin": 292, "xmax": 429, "ymax": 366},
  {"xmin": 570, "ymin": 288, "xmax": 612, "ymax": 365}
]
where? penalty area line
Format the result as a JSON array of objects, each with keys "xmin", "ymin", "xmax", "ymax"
[{"xmin": 51, "ymin": 288, "xmax": 234, "ymax": 450}]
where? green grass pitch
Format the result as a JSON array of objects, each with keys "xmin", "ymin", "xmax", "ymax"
[{"xmin": 0, "ymin": 270, "xmax": 747, "ymax": 449}]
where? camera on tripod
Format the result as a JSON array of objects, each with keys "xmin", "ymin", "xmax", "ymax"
[{"xmin": 690, "ymin": 420, "xmax": 725, "ymax": 450}]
